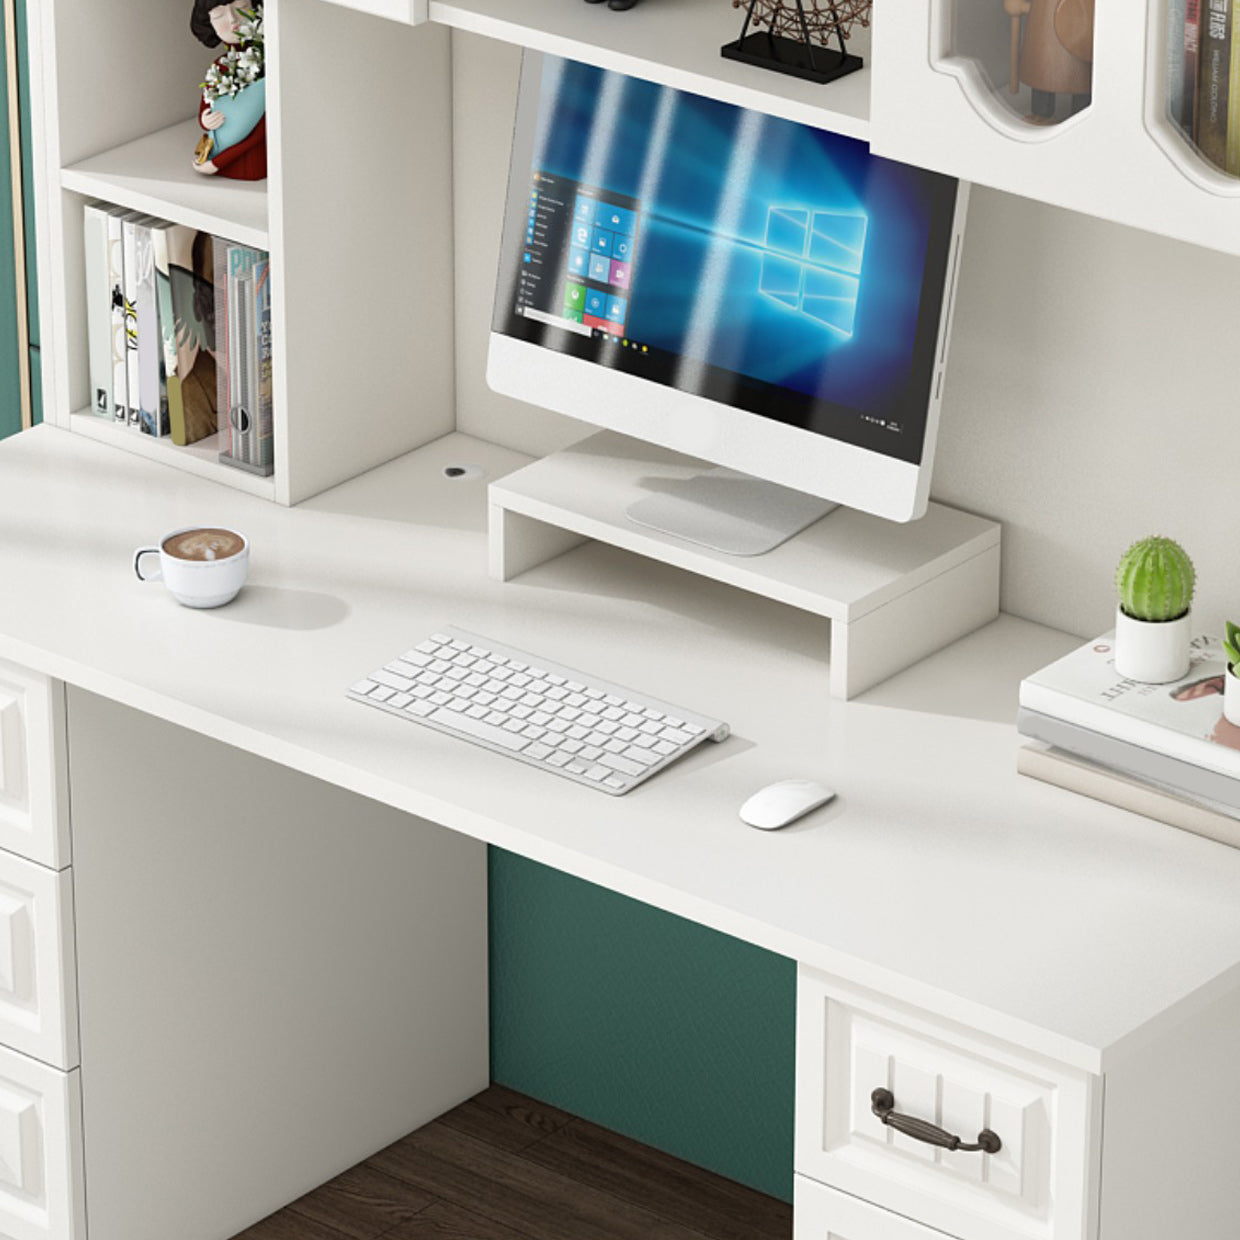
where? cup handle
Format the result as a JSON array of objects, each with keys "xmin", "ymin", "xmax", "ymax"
[{"xmin": 133, "ymin": 547, "xmax": 162, "ymax": 582}]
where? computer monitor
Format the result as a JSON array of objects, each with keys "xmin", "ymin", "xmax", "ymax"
[{"xmin": 489, "ymin": 54, "xmax": 968, "ymax": 554}]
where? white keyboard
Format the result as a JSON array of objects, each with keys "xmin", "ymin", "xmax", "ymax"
[{"xmin": 348, "ymin": 627, "xmax": 729, "ymax": 794}]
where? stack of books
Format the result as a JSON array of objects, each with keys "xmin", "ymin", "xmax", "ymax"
[
  {"xmin": 1168, "ymin": 0, "xmax": 1240, "ymax": 175},
  {"xmin": 1018, "ymin": 634, "xmax": 1240, "ymax": 850},
  {"xmin": 82, "ymin": 202, "xmax": 273, "ymax": 476}
]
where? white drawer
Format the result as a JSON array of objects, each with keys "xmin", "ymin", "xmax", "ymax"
[
  {"xmin": 796, "ymin": 967, "xmax": 1100, "ymax": 1240},
  {"xmin": 0, "ymin": 662, "xmax": 70, "ymax": 871},
  {"xmin": 795, "ymin": 1175, "xmax": 958, "ymax": 1240},
  {"xmin": 0, "ymin": 1042, "xmax": 84, "ymax": 1240},
  {"xmin": 0, "ymin": 851, "xmax": 78, "ymax": 1070}
]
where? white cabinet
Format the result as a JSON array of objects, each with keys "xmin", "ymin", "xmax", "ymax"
[
  {"xmin": 796, "ymin": 968, "xmax": 1099, "ymax": 1240},
  {"xmin": 795, "ymin": 1175, "xmax": 960, "ymax": 1240},
  {"xmin": 870, "ymin": 0, "xmax": 1240, "ymax": 256}
]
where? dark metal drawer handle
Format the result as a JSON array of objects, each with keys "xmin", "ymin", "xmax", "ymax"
[{"xmin": 870, "ymin": 1088, "xmax": 1002, "ymax": 1154}]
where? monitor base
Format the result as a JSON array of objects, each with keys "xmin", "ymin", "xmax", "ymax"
[{"xmin": 625, "ymin": 469, "xmax": 837, "ymax": 556}]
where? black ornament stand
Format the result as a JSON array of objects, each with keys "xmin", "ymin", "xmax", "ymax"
[{"xmin": 721, "ymin": 0, "xmax": 863, "ymax": 86}]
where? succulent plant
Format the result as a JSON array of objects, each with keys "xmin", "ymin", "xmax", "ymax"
[
  {"xmin": 1224, "ymin": 621, "xmax": 1240, "ymax": 672},
  {"xmin": 1115, "ymin": 536, "xmax": 1195, "ymax": 623}
]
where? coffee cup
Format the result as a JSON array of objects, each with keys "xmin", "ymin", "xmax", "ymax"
[{"xmin": 134, "ymin": 527, "xmax": 249, "ymax": 608}]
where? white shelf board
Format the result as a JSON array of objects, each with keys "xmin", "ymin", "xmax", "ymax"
[
  {"xmin": 60, "ymin": 120, "xmax": 268, "ymax": 249},
  {"xmin": 430, "ymin": 0, "xmax": 871, "ymax": 140},
  {"xmin": 69, "ymin": 412, "xmax": 277, "ymax": 501}
]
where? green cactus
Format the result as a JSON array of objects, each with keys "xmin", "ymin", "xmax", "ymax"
[
  {"xmin": 1224, "ymin": 621, "xmax": 1240, "ymax": 671},
  {"xmin": 1115, "ymin": 536, "xmax": 1195, "ymax": 622}
]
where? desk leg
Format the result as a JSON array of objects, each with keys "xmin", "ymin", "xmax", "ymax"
[
  {"xmin": 65, "ymin": 689, "xmax": 489, "ymax": 1240},
  {"xmin": 489, "ymin": 503, "xmax": 590, "ymax": 582}
]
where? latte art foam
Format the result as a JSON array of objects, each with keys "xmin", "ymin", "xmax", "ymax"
[{"xmin": 162, "ymin": 528, "xmax": 246, "ymax": 562}]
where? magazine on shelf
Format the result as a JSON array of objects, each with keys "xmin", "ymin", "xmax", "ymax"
[
  {"xmin": 133, "ymin": 218, "xmax": 169, "ymax": 437},
  {"xmin": 165, "ymin": 227, "xmax": 218, "ymax": 447},
  {"xmin": 217, "ymin": 243, "xmax": 273, "ymax": 477},
  {"xmin": 1019, "ymin": 633, "xmax": 1240, "ymax": 780},
  {"xmin": 151, "ymin": 223, "xmax": 182, "ymax": 441},
  {"xmin": 121, "ymin": 214, "xmax": 146, "ymax": 428},
  {"xmin": 82, "ymin": 203, "xmax": 114, "ymax": 419},
  {"xmin": 106, "ymin": 210, "xmax": 129, "ymax": 424}
]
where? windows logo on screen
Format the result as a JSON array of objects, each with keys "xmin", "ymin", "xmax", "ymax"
[{"xmin": 758, "ymin": 207, "xmax": 867, "ymax": 338}]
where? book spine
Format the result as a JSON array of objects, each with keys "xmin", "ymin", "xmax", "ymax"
[
  {"xmin": 254, "ymin": 258, "xmax": 273, "ymax": 475},
  {"xmin": 214, "ymin": 239, "xmax": 230, "ymax": 457},
  {"xmin": 1019, "ymin": 679, "xmax": 1240, "ymax": 779},
  {"xmin": 134, "ymin": 220, "xmax": 167, "ymax": 437},
  {"xmin": 1197, "ymin": 0, "xmax": 1231, "ymax": 168},
  {"xmin": 166, "ymin": 228, "xmax": 218, "ymax": 447},
  {"xmin": 1229, "ymin": 0, "xmax": 1240, "ymax": 170},
  {"xmin": 152, "ymin": 224, "xmax": 183, "ymax": 444},
  {"xmin": 107, "ymin": 214, "xmax": 128, "ymax": 424},
  {"xmin": 1185, "ymin": 0, "xmax": 1202, "ymax": 133},
  {"xmin": 121, "ymin": 217, "xmax": 142, "ymax": 428},
  {"xmin": 82, "ymin": 205, "xmax": 113, "ymax": 419}
]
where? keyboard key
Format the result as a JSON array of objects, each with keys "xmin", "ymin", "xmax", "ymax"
[
  {"xmin": 350, "ymin": 679, "xmax": 377, "ymax": 695},
  {"xmin": 405, "ymin": 699, "xmax": 434, "ymax": 717},
  {"xmin": 601, "ymin": 753, "xmax": 644, "ymax": 777},
  {"xmin": 623, "ymin": 746, "xmax": 658, "ymax": 766},
  {"xmin": 526, "ymin": 743, "xmax": 554, "ymax": 761},
  {"xmin": 653, "ymin": 740, "xmax": 677, "ymax": 756},
  {"xmin": 616, "ymin": 727, "xmax": 639, "ymax": 742},
  {"xmin": 370, "ymin": 686, "xmax": 395, "ymax": 702},
  {"xmin": 660, "ymin": 727, "xmax": 694, "ymax": 745},
  {"xmin": 466, "ymin": 705, "xmax": 488, "ymax": 719},
  {"xmin": 390, "ymin": 656, "xmax": 427, "ymax": 673},
  {"xmin": 561, "ymin": 739, "xmax": 585, "ymax": 754},
  {"xmin": 373, "ymin": 670, "xmax": 414, "ymax": 692},
  {"xmin": 389, "ymin": 692, "xmax": 412, "ymax": 709},
  {"xmin": 429, "ymin": 706, "xmax": 530, "ymax": 751},
  {"xmin": 547, "ymin": 751, "xmax": 571, "ymax": 767},
  {"xmin": 584, "ymin": 765, "xmax": 609, "ymax": 781},
  {"xmin": 486, "ymin": 711, "xmax": 507, "ymax": 726},
  {"xmin": 603, "ymin": 775, "xmax": 627, "ymax": 790},
  {"xmin": 604, "ymin": 738, "xmax": 627, "ymax": 754},
  {"xmin": 580, "ymin": 746, "xmax": 604, "ymax": 761},
  {"xmin": 604, "ymin": 694, "xmax": 623, "ymax": 706}
]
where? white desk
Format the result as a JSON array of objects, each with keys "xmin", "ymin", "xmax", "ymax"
[{"xmin": 2, "ymin": 424, "xmax": 1239, "ymax": 1240}]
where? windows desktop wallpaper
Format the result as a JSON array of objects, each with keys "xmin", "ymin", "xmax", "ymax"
[{"xmin": 500, "ymin": 58, "xmax": 958, "ymax": 459}]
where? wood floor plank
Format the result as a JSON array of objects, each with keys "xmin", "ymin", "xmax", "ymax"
[
  {"xmin": 438, "ymin": 1085, "xmax": 575, "ymax": 1154},
  {"xmin": 370, "ymin": 1121, "xmax": 722, "ymax": 1240},
  {"xmin": 382, "ymin": 1200, "xmax": 538, "ymax": 1240},
  {"xmin": 231, "ymin": 1210, "xmax": 354, "ymax": 1240},
  {"xmin": 285, "ymin": 1163, "xmax": 436, "ymax": 1239},
  {"xmin": 518, "ymin": 1118, "xmax": 792, "ymax": 1240}
]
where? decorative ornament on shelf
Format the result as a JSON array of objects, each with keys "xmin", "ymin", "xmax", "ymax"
[
  {"xmin": 1223, "ymin": 621, "xmax": 1240, "ymax": 726},
  {"xmin": 1004, "ymin": 0, "xmax": 1094, "ymax": 124},
  {"xmin": 191, "ymin": 1, "xmax": 266, "ymax": 181},
  {"xmin": 1113, "ymin": 535, "xmax": 1196, "ymax": 684},
  {"xmin": 722, "ymin": 0, "xmax": 871, "ymax": 86}
]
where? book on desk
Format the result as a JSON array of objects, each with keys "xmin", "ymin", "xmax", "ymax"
[{"xmin": 1018, "ymin": 631, "xmax": 1240, "ymax": 847}]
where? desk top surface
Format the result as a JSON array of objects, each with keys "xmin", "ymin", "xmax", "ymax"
[{"xmin": 4, "ymin": 424, "xmax": 1240, "ymax": 1073}]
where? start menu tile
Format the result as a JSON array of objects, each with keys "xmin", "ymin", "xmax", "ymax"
[{"xmin": 515, "ymin": 173, "xmax": 640, "ymax": 337}]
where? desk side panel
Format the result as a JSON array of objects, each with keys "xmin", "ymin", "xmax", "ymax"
[{"xmin": 65, "ymin": 688, "xmax": 488, "ymax": 1240}]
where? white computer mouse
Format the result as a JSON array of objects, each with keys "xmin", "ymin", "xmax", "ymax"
[{"xmin": 739, "ymin": 779, "xmax": 836, "ymax": 830}]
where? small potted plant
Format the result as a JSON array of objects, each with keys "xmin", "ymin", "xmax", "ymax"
[
  {"xmin": 1223, "ymin": 621, "xmax": 1240, "ymax": 725},
  {"xmin": 1113, "ymin": 535, "xmax": 1196, "ymax": 683}
]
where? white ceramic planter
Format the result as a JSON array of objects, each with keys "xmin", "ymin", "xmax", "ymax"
[
  {"xmin": 1225, "ymin": 667, "xmax": 1240, "ymax": 726},
  {"xmin": 1113, "ymin": 606, "xmax": 1192, "ymax": 684}
]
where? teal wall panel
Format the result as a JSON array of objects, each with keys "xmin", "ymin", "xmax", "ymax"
[
  {"xmin": 16, "ymin": 0, "xmax": 35, "ymax": 356},
  {"xmin": 0, "ymin": 1, "xmax": 21, "ymax": 441},
  {"xmin": 488, "ymin": 847, "xmax": 796, "ymax": 1202}
]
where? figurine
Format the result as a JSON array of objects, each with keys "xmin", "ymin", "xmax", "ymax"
[
  {"xmin": 191, "ymin": 1, "xmax": 266, "ymax": 180},
  {"xmin": 1005, "ymin": 0, "xmax": 1094, "ymax": 122}
]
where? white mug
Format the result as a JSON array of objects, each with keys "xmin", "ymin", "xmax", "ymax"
[{"xmin": 134, "ymin": 527, "xmax": 250, "ymax": 608}]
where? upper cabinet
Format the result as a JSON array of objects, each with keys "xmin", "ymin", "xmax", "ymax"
[{"xmin": 871, "ymin": 0, "xmax": 1240, "ymax": 255}]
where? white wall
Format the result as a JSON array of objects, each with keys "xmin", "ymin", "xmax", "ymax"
[{"xmin": 452, "ymin": 31, "xmax": 1239, "ymax": 642}]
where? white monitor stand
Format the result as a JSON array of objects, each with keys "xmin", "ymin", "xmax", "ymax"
[
  {"xmin": 488, "ymin": 432, "xmax": 1001, "ymax": 700},
  {"xmin": 626, "ymin": 469, "xmax": 838, "ymax": 557}
]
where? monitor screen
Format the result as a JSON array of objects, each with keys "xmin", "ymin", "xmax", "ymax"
[{"xmin": 490, "ymin": 54, "xmax": 966, "ymax": 525}]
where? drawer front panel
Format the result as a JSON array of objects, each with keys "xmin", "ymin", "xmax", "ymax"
[
  {"xmin": 797, "ymin": 968, "xmax": 1099, "ymax": 1240},
  {"xmin": 795, "ymin": 1175, "xmax": 957, "ymax": 1240},
  {"xmin": 0, "ymin": 852, "xmax": 77, "ymax": 1070},
  {"xmin": 0, "ymin": 663, "xmax": 70, "ymax": 871},
  {"xmin": 0, "ymin": 1043, "xmax": 83, "ymax": 1240}
]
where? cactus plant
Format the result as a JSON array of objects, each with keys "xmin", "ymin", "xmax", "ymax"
[
  {"xmin": 1115, "ymin": 536, "xmax": 1195, "ymax": 623},
  {"xmin": 1224, "ymin": 621, "xmax": 1240, "ymax": 672}
]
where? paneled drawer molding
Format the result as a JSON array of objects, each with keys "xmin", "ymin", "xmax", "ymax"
[
  {"xmin": 797, "ymin": 967, "xmax": 1100, "ymax": 1240},
  {"xmin": 0, "ymin": 851, "xmax": 78, "ymax": 1070},
  {"xmin": 0, "ymin": 662, "xmax": 70, "ymax": 871},
  {"xmin": 0, "ymin": 1042, "xmax": 83, "ymax": 1240},
  {"xmin": 794, "ymin": 1174, "xmax": 959, "ymax": 1240}
]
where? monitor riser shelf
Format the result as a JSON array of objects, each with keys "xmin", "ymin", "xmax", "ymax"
[{"xmin": 488, "ymin": 432, "xmax": 1001, "ymax": 699}]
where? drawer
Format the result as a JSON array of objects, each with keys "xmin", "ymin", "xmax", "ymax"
[
  {"xmin": 796, "ymin": 967, "xmax": 1100, "ymax": 1240},
  {"xmin": 0, "ymin": 661, "xmax": 70, "ymax": 871},
  {"xmin": 795, "ymin": 1175, "xmax": 957, "ymax": 1240},
  {"xmin": 0, "ymin": 851, "xmax": 78, "ymax": 1070},
  {"xmin": 0, "ymin": 1042, "xmax": 84, "ymax": 1240}
]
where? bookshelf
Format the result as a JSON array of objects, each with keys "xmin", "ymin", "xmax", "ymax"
[{"xmin": 27, "ymin": 0, "xmax": 1240, "ymax": 510}]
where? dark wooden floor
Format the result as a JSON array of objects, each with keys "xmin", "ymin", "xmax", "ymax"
[{"xmin": 234, "ymin": 1085, "xmax": 792, "ymax": 1240}]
